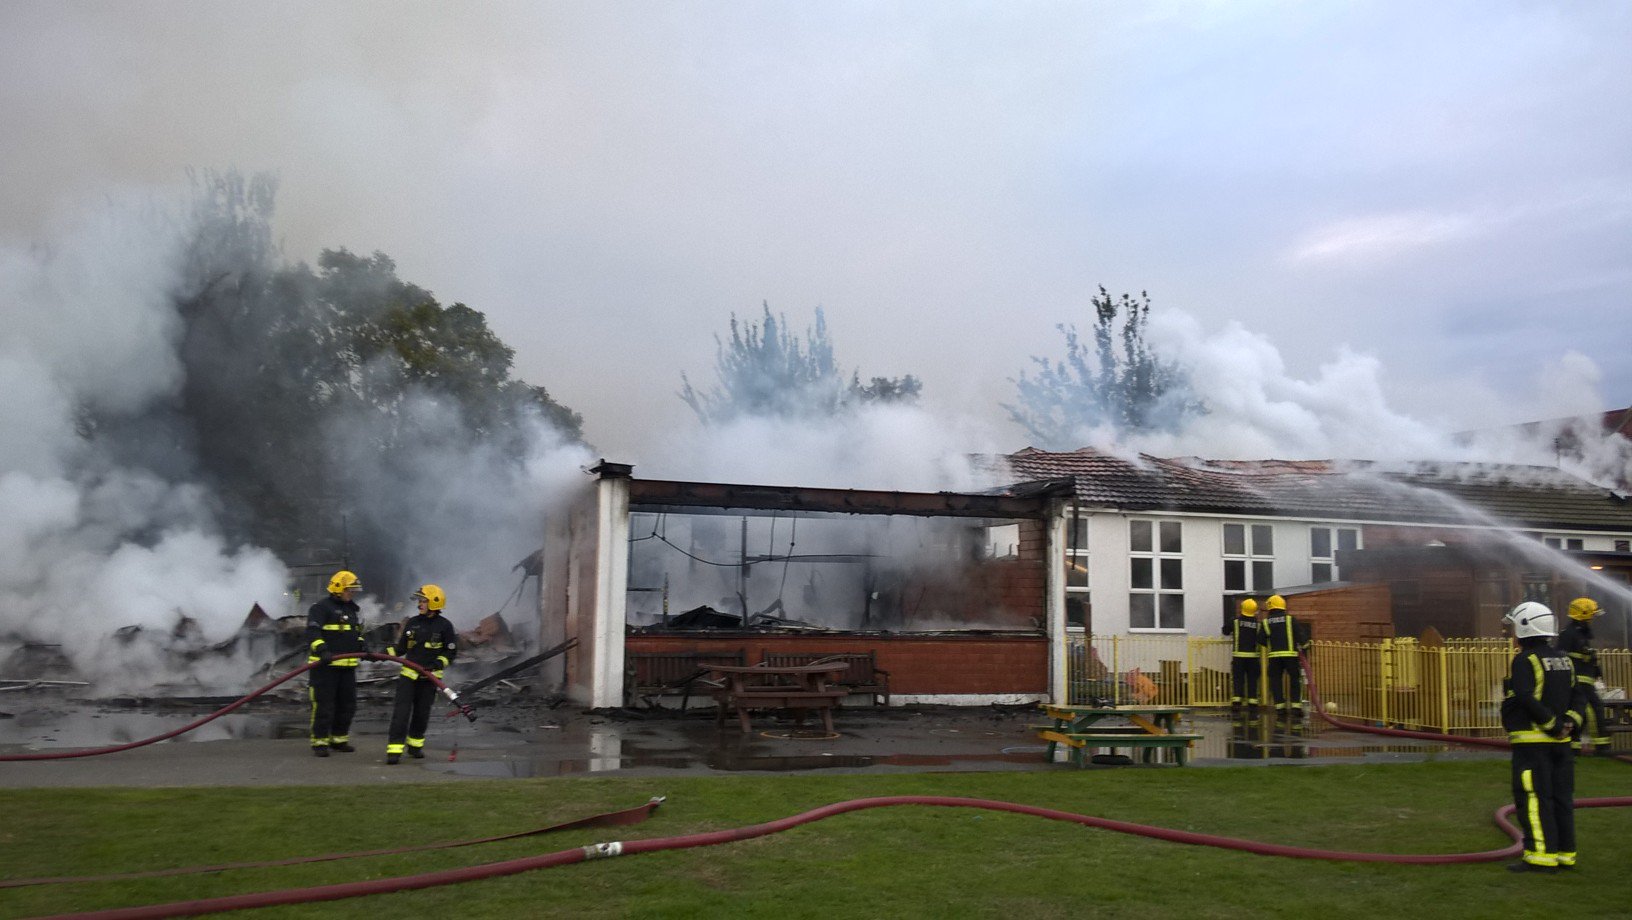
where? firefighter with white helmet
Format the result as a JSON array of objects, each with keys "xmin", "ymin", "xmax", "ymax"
[
  {"xmin": 305, "ymin": 570, "xmax": 366, "ymax": 757},
  {"xmin": 1556, "ymin": 597, "xmax": 1611, "ymax": 756},
  {"xmin": 384, "ymin": 584, "xmax": 459, "ymax": 764},
  {"xmin": 1499, "ymin": 601, "xmax": 1586, "ymax": 872}
]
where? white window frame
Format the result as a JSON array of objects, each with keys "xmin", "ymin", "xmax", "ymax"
[
  {"xmin": 1064, "ymin": 508, "xmax": 1090, "ymax": 631},
  {"xmin": 1222, "ymin": 522, "xmax": 1275, "ymax": 594},
  {"xmin": 1130, "ymin": 518, "xmax": 1184, "ymax": 631},
  {"xmin": 1309, "ymin": 525, "xmax": 1360, "ymax": 584}
]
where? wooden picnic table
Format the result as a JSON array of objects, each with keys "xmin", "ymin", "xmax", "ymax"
[
  {"xmin": 708, "ymin": 663, "xmax": 850, "ymax": 734},
  {"xmin": 1036, "ymin": 703, "xmax": 1200, "ymax": 766},
  {"xmin": 1603, "ymin": 698, "xmax": 1632, "ymax": 733}
]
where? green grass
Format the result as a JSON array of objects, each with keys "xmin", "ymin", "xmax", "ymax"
[{"xmin": 2, "ymin": 760, "xmax": 1629, "ymax": 919}]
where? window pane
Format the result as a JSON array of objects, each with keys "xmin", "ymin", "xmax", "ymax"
[
  {"xmin": 1130, "ymin": 520, "xmax": 1152, "ymax": 553},
  {"xmin": 1066, "ymin": 555, "xmax": 1088, "ymax": 588},
  {"xmin": 1567, "ymin": 539, "xmax": 1584, "ymax": 551},
  {"xmin": 1070, "ymin": 517, "xmax": 1090, "ymax": 551},
  {"xmin": 1312, "ymin": 562, "xmax": 1332, "ymax": 583},
  {"xmin": 1224, "ymin": 560, "xmax": 1246, "ymax": 591},
  {"xmin": 1251, "ymin": 524, "xmax": 1273, "ymax": 555},
  {"xmin": 1159, "ymin": 521, "xmax": 1182, "ymax": 553},
  {"xmin": 1252, "ymin": 560, "xmax": 1274, "ymax": 591},
  {"xmin": 1337, "ymin": 529, "xmax": 1359, "ymax": 552},
  {"xmin": 1129, "ymin": 593, "xmax": 1155, "ymax": 629},
  {"xmin": 1130, "ymin": 558, "xmax": 1153, "ymax": 589},
  {"xmin": 1224, "ymin": 524, "xmax": 1245, "ymax": 556},
  {"xmin": 1310, "ymin": 528, "xmax": 1331, "ymax": 558},
  {"xmin": 1544, "ymin": 537, "xmax": 1561, "ymax": 549},
  {"xmin": 1161, "ymin": 557, "xmax": 1183, "ymax": 590},
  {"xmin": 1158, "ymin": 593, "xmax": 1185, "ymax": 629},
  {"xmin": 1066, "ymin": 594, "xmax": 1091, "ymax": 630}
]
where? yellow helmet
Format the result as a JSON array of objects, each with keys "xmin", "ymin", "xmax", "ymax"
[
  {"xmin": 412, "ymin": 584, "xmax": 446, "ymax": 611},
  {"xmin": 327, "ymin": 570, "xmax": 362, "ymax": 595},
  {"xmin": 1238, "ymin": 598, "xmax": 1259, "ymax": 617},
  {"xmin": 1265, "ymin": 594, "xmax": 1287, "ymax": 611},
  {"xmin": 1567, "ymin": 597, "xmax": 1601, "ymax": 622}
]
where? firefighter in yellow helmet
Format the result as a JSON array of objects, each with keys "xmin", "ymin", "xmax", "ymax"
[
  {"xmin": 1260, "ymin": 594, "xmax": 1305, "ymax": 717},
  {"xmin": 384, "ymin": 584, "xmax": 459, "ymax": 764},
  {"xmin": 1226, "ymin": 598, "xmax": 1263, "ymax": 713},
  {"xmin": 305, "ymin": 570, "xmax": 366, "ymax": 756},
  {"xmin": 1557, "ymin": 597, "xmax": 1612, "ymax": 756}
]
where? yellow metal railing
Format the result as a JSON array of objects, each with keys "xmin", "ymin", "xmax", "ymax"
[{"xmin": 1069, "ymin": 635, "xmax": 1629, "ymax": 733}]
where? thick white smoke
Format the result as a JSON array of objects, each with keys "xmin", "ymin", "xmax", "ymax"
[{"xmin": 0, "ymin": 194, "xmax": 289, "ymax": 693}]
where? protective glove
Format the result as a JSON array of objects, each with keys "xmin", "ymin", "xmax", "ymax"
[
  {"xmin": 1595, "ymin": 679, "xmax": 1608, "ymax": 695},
  {"xmin": 317, "ymin": 649, "xmax": 333, "ymax": 666},
  {"xmin": 1553, "ymin": 718, "xmax": 1575, "ymax": 739}
]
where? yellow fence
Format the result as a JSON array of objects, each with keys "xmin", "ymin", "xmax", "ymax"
[{"xmin": 1071, "ymin": 635, "xmax": 1631, "ymax": 734}]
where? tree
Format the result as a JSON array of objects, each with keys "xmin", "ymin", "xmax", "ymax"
[
  {"xmin": 680, "ymin": 305, "xmax": 920, "ymax": 423},
  {"xmin": 149, "ymin": 170, "xmax": 584, "ymax": 587},
  {"xmin": 1006, "ymin": 287, "xmax": 1203, "ymax": 448}
]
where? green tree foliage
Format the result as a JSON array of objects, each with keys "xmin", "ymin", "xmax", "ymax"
[
  {"xmin": 158, "ymin": 170, "xmax": 582, "ymax": 582},
  {"xmin": 1006, "ymin": 287, "xmax": 1202, "ymax": 448},
  {"xmin": 680, "ymin": 305, "xmax": 921, "ymax": 424}
]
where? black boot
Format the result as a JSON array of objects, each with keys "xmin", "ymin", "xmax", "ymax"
[
  {"xmin": 407, "ymin": 747, "xmax": 425, "ymax": 759},
  {"xmin": 330, "ymin": 742, "xmax": 356, "ymax": 753},
  {"xmin": 386, "ymin": 753, "xmax": 400, "ymax": 765},
  {"xmin": 312, "ymin": 746, "xmax": 330, "ymax": 758}
]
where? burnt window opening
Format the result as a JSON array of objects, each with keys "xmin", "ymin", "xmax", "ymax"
[{"xmin": 625, "ymin": 508, "xmax": 1045, "ymax": 634}]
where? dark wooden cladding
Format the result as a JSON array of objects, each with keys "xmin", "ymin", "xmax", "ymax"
[{"xmin": 626, "ymin": 478, "xmax": 1062, "ymax": 519}]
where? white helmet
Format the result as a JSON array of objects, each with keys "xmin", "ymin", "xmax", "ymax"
[{"xmin": 1503, "ymin": 601, "xmax": 1557, "ymax": 639}]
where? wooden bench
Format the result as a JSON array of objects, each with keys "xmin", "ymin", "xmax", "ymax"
[
  {"xmin": 762, "ymin": 651, "xmax": 891, "ymax": 706},
  {"xmin": 1038, "ymin": 729, "xmax": 1204, "ymax": 766},
  {"xmin": 625, "ymin": 650, "xmax": 745, "ymax": 709}
]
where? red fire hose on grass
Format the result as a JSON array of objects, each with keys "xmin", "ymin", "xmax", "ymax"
[
  {"xmin": 0, "ymin": 652, "xmax": 474, "ymax": 762},
  {"xmin": 9, "ymin": 654, "xmax": 1631, "ymax": 919}
]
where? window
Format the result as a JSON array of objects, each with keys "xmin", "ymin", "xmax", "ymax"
[
  {"xmin": 1542, "ymin": 535, "xmax": 1585, "ymax": 551},
  {"xmin": 1309, "ymin": 526, "xmax": 1360, "ymax": 583},
  {"xmin": 1615, "ymin": 540, "xmax": 1630, "ymax": 553},
  {"xmin": 1222, "ymin": 522, "xmax": 1275, "ymax": 594},
  {"xmin": 1131, "ymin": 519, "xmax": 1183, "ymax": 629},
  {"xmin": 1064, "ymin": 509, "xmax": 1090, "ymax": 630}
]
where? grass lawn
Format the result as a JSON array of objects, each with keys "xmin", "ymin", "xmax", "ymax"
[{"xmin": 2, "ymin": 759, "xmax": 1628, "ymax": 919}]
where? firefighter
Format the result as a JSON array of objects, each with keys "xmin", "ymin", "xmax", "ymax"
[
  {"xmin": 1261, "ymin": 594, "xmax": 1304, "ymax": 717},
  {"xmin": 306, "ymin": 570, "xmax": 366, "ymax": 757},
  {"xmin": 1557, "ymin": 597, "xmax": 1612, "ymax": 756},
  {"xmin": 384, "ymin": 584, "xmax": 459, "ymax": 764},
  {"xmin": 1227, "ymin": 598, "xmax": 1263, "ymax": 712},
  {"xmin": 1500, "ymin": 601, "xmax": 1585, "ymax": 872}
]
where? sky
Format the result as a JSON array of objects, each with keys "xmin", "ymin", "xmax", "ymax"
[{"xmin": 3, "ymin": 2, "xmax": 1629, "ymax": 465}]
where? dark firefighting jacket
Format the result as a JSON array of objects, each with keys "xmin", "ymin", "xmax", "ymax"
[
  {"xmin": 1500, "ymin": 639, "xmax": 1582, "ymax": 744},
  {"xmin": 387, "ymin": 612, "xmax": 459, "ymax": 680},
  {"xmin": 1261, "ymin": 610, "xmax": 1300, "ymax": 658},
  {"xmin": 305, "ymin": 594, "xmax": 365, "ymax": 667},
  {"xmin": 1556, "ymin": 620, "xmax": 1601, "ymax": 683},
  {"xmin": 1229, "ymin": 615, "xmax": 1263, "ymax": 658}
]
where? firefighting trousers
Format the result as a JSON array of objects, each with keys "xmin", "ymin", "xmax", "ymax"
[
  {"xmin": 1511, "ymin": 742, "xmax": 1576, "ymax": 864},
  {"xmin": 1266, "ymin": 656, "xmax": 1302, "ymax": 709},
  {"xmin": 309, "ymin": 667, "xmax": 357, "ymax": 746},
  {"xmin": 387, "ymin": 675, "xmax": 438, "ymax": 751},
  {"xmin": 1230, "ymin": 658, "xmax": 1260, "ymax": 705}
]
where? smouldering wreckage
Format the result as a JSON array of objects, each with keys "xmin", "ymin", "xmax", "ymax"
[{"xmin": 0, "ymin": 603, "xmax": 556, "ymax": 705}]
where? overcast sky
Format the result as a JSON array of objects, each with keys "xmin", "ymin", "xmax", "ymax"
[{"xmin": 4, "ymin": 1, "xmax": 1630, "ymax": 463}]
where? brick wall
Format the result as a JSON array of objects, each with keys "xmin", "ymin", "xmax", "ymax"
[{"xmin": 626, "ymin": 633, "xmax": 1048, "ymax": 694}]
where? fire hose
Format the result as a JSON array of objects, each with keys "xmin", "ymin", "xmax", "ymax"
[
  {"xmin": 9, "ymin": 655, "xmax": 1631, "ymax": 919},
  {"xmin": 0, "ymin": 652, "xmax": 475, "ymax": 763}
]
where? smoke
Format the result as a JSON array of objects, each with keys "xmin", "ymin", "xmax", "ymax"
[
  {"xmin": 1108, "ymin": 309, "xmax": 1632, "ymax": 489},
  {"xmin": 0, "ymin": 193, "xmax": 288, "ymax": 693}
]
